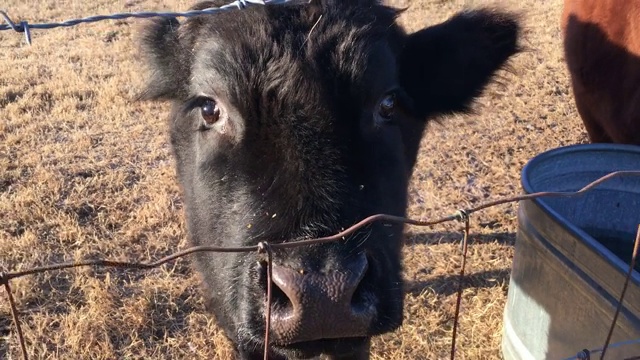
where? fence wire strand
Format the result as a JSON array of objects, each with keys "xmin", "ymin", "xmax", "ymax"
[
  {"xmin": 450, "ymin": 212, "xmax": 470, "ymax": 360},
  {"xmin": 2, "ymin": 170, "xmax": 640, "ymax": 360},
  {"xmin": 258, "ymin": 242, "xmax": 274, "ymax": 360},
  {"xmin": 2, "ymin": 280, "xmax": 27, "ymax": 360},
  {"xmin": 600, "ymin": 225, "xmax": 640, "ymax": 360}
]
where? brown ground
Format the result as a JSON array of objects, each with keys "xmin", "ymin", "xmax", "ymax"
[{"xmin": 0, "ymin": 0, "xmax": 588, "ymax": 359}]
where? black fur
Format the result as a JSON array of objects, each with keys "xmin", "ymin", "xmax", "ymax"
[{"xmin": 136, "ymin": 1, "xmax": 520, "ymax": 359}]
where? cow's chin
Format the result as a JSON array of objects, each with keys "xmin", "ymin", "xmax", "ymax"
[{"xmin": 242, "ymin": 337, "xmax": 371, "ymax": 360}]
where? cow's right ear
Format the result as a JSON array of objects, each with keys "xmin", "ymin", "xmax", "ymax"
[{"xmin": 136, "ymin": 17, "xmax": 188, "ymax": 101}]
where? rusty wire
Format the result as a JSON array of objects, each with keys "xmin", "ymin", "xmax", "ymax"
[
  {"xmin": 565, "ymin": 338, "xmax": 640, "ymax": 360},
  {"xmin": 1, "ymin": 170, "xmax": 640, "ymax": 360},
  {"xmin": 258, "ymin": 242, "xmax": 275, "ymax": 360},
  {"xmin": 450, "ymin": 210, "xmax": 470, "ymax": 360},
  {"xmin": 1, "ymin": 280, "xmax": 27, "ymax": 360}
]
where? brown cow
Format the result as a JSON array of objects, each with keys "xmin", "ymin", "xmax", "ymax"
[{"xmin": 562, "ymin": 0, "xmax": 640, "ymax": 144}]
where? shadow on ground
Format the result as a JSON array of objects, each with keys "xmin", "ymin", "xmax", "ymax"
[
  {"xmin": 405, "ymin": 230, "xmax": 516, "ymax": 247},
  {"xmin": 405, "ymin": 268, "xmax": 511, "ymax": 297},
  {"xmin": 402, "ymin": 231, "xmax": 515, "ymax": 297}
]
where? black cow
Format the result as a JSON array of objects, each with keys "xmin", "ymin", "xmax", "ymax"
[{"xmin": 137, "ymin": 0, "xmax": 520, "ymax": 359}]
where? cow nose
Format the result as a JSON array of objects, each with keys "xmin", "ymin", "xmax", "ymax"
[{"xmin": 266, "ymin": 252, "xmax": 375, "ymax": 345}]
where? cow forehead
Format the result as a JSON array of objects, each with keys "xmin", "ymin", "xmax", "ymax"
[{"xmin": 187, "ymin": 4, "xmax": 401, "ymax": 104}]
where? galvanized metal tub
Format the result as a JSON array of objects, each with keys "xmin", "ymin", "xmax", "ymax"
[{"xmin": 501, "ymin": 143, "xmax": 640, "ymax": 360}]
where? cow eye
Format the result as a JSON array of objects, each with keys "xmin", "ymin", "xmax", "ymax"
[
  {"xmin": 378, "ymin": 93, "xmax": 396, "ymax": 120},
  {"xmin": 200, "ymin": 99, "xmax": 221, "ymax": 127}
]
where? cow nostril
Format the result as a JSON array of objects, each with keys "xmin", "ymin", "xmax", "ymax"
[
  {"xmin": 262, "ymin": 254, "xmax": 377, "ymax": 345},
  {"xmin": 270, "ymin": 278, "xmax": 293, "ymax": 313},
  {"xmin": 257, "ymin": 261, "xmax": 294, "ymax": 314}
]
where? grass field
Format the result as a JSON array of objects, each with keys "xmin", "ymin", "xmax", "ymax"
[{"xmin": 0, "ymin": 0, "xmax": 589, "ymax": 359}]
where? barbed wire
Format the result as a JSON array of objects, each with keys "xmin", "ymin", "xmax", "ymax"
[
  {"xmin": 0, "ymin": 0, "xmax": 310, "ymax": 45},
  {"xmin": 2, "ymin": 170, "xmax": 640, "ymax": 360}
]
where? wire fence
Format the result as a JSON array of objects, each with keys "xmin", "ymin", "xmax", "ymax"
[
  {"xmin": 1, "ymin": 2, "xmax": 640, "ymax": 360},
  {"xmin": 2, "ymin": 171, "xmax": 640, "ymax": 360}
]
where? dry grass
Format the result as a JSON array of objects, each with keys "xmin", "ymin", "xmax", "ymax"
[{"xmin": 0, "ymin": 0, "xmax": 588, "ymax": 359}]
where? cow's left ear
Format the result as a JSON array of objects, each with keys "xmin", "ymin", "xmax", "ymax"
[{"xmin": 398, "ymin": 8, "xmax": 521, "ymax": 119}]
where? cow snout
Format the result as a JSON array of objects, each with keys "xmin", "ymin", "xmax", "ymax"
[{"xmin": 266, "ymin": 252, "xmax": 376, "ymax": 345}]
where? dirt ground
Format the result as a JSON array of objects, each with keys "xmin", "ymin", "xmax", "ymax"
[{"xmin": 0, "ymin": 0, "xmax": 589, "ymax": 359}]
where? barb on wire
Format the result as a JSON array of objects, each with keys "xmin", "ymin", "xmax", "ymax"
[
  {"xmin": 1, "ymin": 170, "xmax": 640, "ymax": 360},
  {"xmin": 0, "ymin": 10, "xmax": 31, "ymax": 45},
  {"xmin": 576, "ymin": 349, "xmax": 591, "ymax": 360},
  {"xmin": 0, "ymin": 0, "xmax": 310, "ymax": 45}
]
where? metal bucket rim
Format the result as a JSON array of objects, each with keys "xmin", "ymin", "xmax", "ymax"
[{"xmin": 520, "ymin": 143, "xmax": 640, "ymax": 282}]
